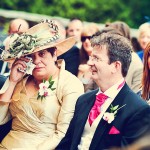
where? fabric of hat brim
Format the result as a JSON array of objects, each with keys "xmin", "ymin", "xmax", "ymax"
[{"xmin": 3, "ymin": 36, "xmax": 75, "ymax": 62}]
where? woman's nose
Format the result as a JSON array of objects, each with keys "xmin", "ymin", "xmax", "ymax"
[{"xmin": 33, "ymin": 56, "xmax": 41, "ymax": 65}]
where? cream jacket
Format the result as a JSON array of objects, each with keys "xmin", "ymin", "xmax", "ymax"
[{"xmin": 0, "ymin": 60, "xmax": 84, "ymax": 150}]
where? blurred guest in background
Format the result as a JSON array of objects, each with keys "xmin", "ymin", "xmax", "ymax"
[
  {"xmin": 1, "ymin": 18, "xmax": 29, "ymax": 76},
  {"xmin": 42, "ymin": 19, "xmax": 80, "ymax": 76},
  {"xmin": 78, "ymin": 23, "xmax": 99, "ymax": 92},
  {"xmin": 131, "ymin": 37, "xmax": 142, "ymax": 52},
  {"xmin": 137, "ymin": 22, "xmax": 150, "ymax": 61},
  {"xmin": 66, "ymin": 18, "xmax": 83, "ymax": 49},
  {"xmin": 0, "ymin": 75, "xmax": 7, "ymax": 89},
  {"xmin": 137, "ymin": 42, "xmax": 150, "ymax": 105},
  {"xmin": 8, "ymin": 18, "xmax": 29, "ymax": 34}
]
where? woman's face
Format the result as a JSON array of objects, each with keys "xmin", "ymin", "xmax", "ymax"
[
  {"xmin": 28, "ymin": 49, "xmax": 57, "ymax": 80},
  {"xmin": 139, "ymin": 31, "xmax": 150, "ymax": 50},
  {"xmin": 82, "ymin": 36, "xmax": 93, "ymax": 56}
]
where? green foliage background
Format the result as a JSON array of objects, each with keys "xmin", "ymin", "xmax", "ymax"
[{"xmin": 0, "ymin": 0, "xmax": 150, "ymax": 28}]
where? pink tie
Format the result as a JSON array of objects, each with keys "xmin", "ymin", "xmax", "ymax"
[{"xmin": 88, "ymin": 93, "xmax": 108, "ymax": 126}]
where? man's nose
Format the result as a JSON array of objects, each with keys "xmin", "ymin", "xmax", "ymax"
[{"xmin": 87, "ymin": 58, "xmax": 94, "ymax": 66}]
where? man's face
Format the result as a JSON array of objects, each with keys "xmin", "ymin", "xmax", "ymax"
[
  {"xmin": 88, "ymin": 45, "xmax": 115, "ymax": 84},
  {"xmin": 67, "ymin": 20, "xmax": 83, "ymax": 42},
  {"xmin": 9, "ymin": 23, "xmax": 29, "ymax": 34}
]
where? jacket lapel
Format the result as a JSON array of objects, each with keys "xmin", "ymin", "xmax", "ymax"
[{"xmin": 89, "ymin": 84, "xmax": 130, "ymax": 150}]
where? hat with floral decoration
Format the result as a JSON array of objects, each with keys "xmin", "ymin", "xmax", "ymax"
[{"xmin": 1, "ymin": 20, "xmax": 75, "ymax": 61}]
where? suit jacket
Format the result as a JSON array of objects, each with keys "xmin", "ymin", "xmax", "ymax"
[
  {"xmin": 56, "ymin": 83, "xmax": 150, "ymax": 150},
  {"xmin": 57, "ymin": 45, "xmax": 80, "ymax": 76}
]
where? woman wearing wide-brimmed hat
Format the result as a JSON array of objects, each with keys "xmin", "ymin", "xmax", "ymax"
[{"xmin": 0, "ymin": 20, "xmax": 84, "ymax": 150}]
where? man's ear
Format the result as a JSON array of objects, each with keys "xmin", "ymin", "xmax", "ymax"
[{"xmin": 112, "ymin": 61, "xmax": 122, "ymax": 74}]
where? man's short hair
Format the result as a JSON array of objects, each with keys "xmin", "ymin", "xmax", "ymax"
[{"xmin": 91, "ymin": 32, "xmax": 132, "ymax": 77}]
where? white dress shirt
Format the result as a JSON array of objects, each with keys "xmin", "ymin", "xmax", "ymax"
[{"xmin": 78, "ymin": 78, "xmax": 125, "ymax": 150}]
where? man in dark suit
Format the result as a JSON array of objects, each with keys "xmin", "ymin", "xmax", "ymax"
[
  {"xmin": 57, "ymin": 45, "xmax": 80, "ymax": 76},
  {"xmin": 56, "ymin": 32, "xmax": 150, "ymax": 150}
]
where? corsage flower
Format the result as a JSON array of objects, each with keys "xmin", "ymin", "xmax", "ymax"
[
  {"xmin": 37, "ymin": 76, "xmax": 56, "ymax": 100},
  {"xmin": 103, "ymin": 104, "xmax": 126, "ymax": 124}
]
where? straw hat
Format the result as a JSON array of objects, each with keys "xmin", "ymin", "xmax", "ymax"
[{"xmin": 1, "ymin": 20, "xmax": 75, "ymax": 61}]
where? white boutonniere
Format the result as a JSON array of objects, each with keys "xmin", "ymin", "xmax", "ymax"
[
  {"xmin": 103, "ymin": 104, "xmax": 126, "ymax": 124},
  {"xmin": 37, "ymin": 76, "xmax": 56, "ymax": 100}
]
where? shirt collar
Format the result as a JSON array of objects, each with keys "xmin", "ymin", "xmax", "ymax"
[{"xmin": 97, "ymin": 78, "xmax": 125, "ymax": 99}]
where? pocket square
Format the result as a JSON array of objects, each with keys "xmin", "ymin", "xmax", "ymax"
[{"xmin": 109, "ymin": 126, "xmax": 120, "ymax": 134}]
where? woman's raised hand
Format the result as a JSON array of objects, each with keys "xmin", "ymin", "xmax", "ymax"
[{"xmin": 9, "ymin": 57, "xmax": 30, "ymax": 84}]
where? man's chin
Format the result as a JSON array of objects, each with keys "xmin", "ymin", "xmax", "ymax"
[{"xmin": 91, "ymin": 72, "xmax": 97, "ymax": 79}]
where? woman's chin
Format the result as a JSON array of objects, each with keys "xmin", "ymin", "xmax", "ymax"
[{"xmin": 32, "ymin": 71, "xmax": 44, "ymax": 78}]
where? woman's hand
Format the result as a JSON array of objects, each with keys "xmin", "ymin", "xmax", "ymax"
[
  {"xmin": 0, "ymin": 57, "xmax": 32, "ymax": 103},
  {"xmin": 9, "ymin": 57, "xmax": 30, "ymax": 84}
]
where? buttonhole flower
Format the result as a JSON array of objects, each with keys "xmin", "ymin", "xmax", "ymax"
[{"xmin": 103, "ymin": 104, "xmax": 126, "ymax": 124}]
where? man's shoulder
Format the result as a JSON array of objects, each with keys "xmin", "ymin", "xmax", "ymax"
[{"xmin": 121, "ymin": 86, "xmax": 149, "ymax": 109}]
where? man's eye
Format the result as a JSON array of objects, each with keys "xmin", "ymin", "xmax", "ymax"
[{"xmin": 94, "ymin": 56, "xmax": 99, "ymax": 61}]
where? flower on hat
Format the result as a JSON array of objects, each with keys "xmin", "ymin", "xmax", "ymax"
[
  {"xmin": 1, "ymin": 21, "xmax": 76, "ymax": 62},
  {"xmin": 37, "ymin": 76, "xmax": 56, "ymax": 100},
  {"xmin": 1, "ymin": 21, "xmax": 59, "ymax": 61},
  {"xmin": 103, "ymin": 104, "xmax": 126, "ymax": 124},
  {"xmin": 2, "ymin": 33, "xmax": 37, "ymax": 60}
]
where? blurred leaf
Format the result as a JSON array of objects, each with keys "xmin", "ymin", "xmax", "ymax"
[{"xmin": 0, "ymin": 0, "xmax": 150, "ymax": 28}]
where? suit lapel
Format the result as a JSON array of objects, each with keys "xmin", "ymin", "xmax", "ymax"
[{"xmin": 89, "ymin": 84, "xmax": 130, "ymax": 150}]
